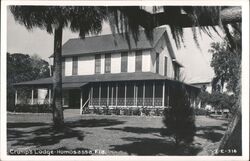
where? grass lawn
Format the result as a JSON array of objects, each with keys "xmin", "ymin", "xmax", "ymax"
[{"xmin": 7, "ymin": 109, "xmax": 229, "ymax": 156}]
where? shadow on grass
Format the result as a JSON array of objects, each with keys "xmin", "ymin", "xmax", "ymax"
[
  {"xmin": 110, "ymin": 137, "xmax": 202, "ymax": 155},
  {"xmin": 10, "ymin": 126, "xmax": 85, "ymax": 147},
  {"xmin": 105, "ymin": 126, "xmax": 162, "ymax": 134},
  {"xmin": 196, "ymin": 126, "xmax": 227, "ymax": 131},
  {"xmin": 65, "ymin": 119, "xmax": 125, "ymax": 128},
  {"xmin": 8, "ymin": 118, "xmax": 125, "ymax": 147},
  {"xmin": 196, "ymin": 131, "xmax": 224, "ymax": 142},
  {"xmin": 7, "ymin": 122, "xmax": 48, "ymax": 128},
  {"xmin": 196, "ymin": 125, "xmax": 227, "ymax": 143}
]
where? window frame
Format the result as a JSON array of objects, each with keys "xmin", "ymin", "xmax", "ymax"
[
  {"xmin": 105, "ymin": 53, "xmax": 111, "ymax": 73},
  {"xmin": 72, "ymin": 56, "xmax": 78, "ymax": 75},
  {"xmin": 121, "ymin": 52, "xmax": 128, "ymax": 72},
  {"xmin": 95, "ymin": 54, "xmax": 101, "ymax": 74},
  {"xmin": 156, "ymin": 53, "xmax": 159, "ymax": 74},
  {"xmin": 135, "ymin": 50, "xmax": 142, "ymax": 72}
]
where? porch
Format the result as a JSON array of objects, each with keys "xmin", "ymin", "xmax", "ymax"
[{"xmin": 13, "ymin": 73, "xmax": 200, "ymax": 115}]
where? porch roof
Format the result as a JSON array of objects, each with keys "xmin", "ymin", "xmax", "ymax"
[
  {"xmin": 14, "ymin": 72, "xmax": 169, "ymax": 86},
  {"xmin": 13, "ymin": 72, "xmax": 199, "ymax": 90}
]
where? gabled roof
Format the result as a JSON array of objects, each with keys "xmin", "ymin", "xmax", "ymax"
[{"xmin": 59, "ymin": 27, "xmax": 167, "ymax": 57}]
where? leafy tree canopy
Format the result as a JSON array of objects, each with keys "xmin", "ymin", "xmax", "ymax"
[{"xmin": 209, "ymin": 29, "xmax": 241, "ymax": 94}]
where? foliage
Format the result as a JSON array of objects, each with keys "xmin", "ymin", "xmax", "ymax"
[
  {"xmin": 103, "ymin": 106, "xmax": 111, "ymax": 115},
  {"xmin": 162, "ymin": 86, "xmax": 196, "ymax": 145},
  {"xmin": 93, "ymin": 107, "xmax": 102, "ymax": 115},
  {"xmin": 209, "ymin": 41, "xmax": 241, "ymax": 93},
  {"xmin": 142, "ymin": 107, "xmax": 150, "ymax": 116},
  {"xmin": 209, "ymin": 92, "xmax": 236, "ymax": 111},
  {"xmin": 7, "ymin": 53, "xmax": 50, "ymax": 111},
  {"xmin": 199, "ymin": 90, "xmax": 236, "ymax": 111},
  {"xmin": 14, "ymin": 104, "xmax": 52, "ymax": 113},
  {"xmin": 114, "ymin": 107, "xmax": 121, "ymax": 115},
  {"xmin": 194, "ymin": 108, "xmax": 208, "ymax": 116},
  {"xmin": 132, "ymin": 108, "xmax": 141, "ymax": 116}
]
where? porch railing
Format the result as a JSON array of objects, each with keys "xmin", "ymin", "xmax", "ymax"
[
  {"xmin": 90, "ymin": 97, "xmax": 163, "ymax": 107},
  {"xmin": 16, "ymin": 98, "xmax": 52, "ymax": 105}
]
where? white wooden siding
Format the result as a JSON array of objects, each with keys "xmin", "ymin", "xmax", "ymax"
[
  {"xmin": 111, "ymin": 53, "xmax": 121, "ymax": 73},
  {"xmin": 128, "ymin": 52, "xmax": 135, "ymax": 72},
  {"xmin": 65, "ymin": 57, "xmax": 73, "ymax": 76},
  {"xmin": 151, "ymin": 34, "xmax": 175, "ymax": 79},
  {"xmin": 142, "ymin": 50, "xmax": 151, "ymax": 72},
  {"xmin": 78, "ymin": 55, "xmax": 95, "ymax": 75},
  {"xmin": 101, "ymin": 54, "xmax": 105, "ymax": 74}
]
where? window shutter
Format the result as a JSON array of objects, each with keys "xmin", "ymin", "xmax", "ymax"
[
  {"xmin": 72, "ymin": 56, "xmax": 78, "ymax": 75},
  {"xmin": 135, "ymin": 51, "xmax": 142, "ymax": 72},
  {"xmin": 121, "ymin": 52, "xmax": 128, "ymax": 72},
  {"xmin": 95, "ymin": 54, "xmax": 101, "ymax": 74},
  {"xmin": 105, "ymin": 54, "xmax": 111, "ymax": 73}
]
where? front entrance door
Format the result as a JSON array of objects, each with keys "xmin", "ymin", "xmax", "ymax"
[{"xmin": 69, "ymin": 89, "xmax": 80, "ymax": 109}]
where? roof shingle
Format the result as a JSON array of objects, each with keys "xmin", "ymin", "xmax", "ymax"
[{"xmin": 60, "ymin": 27, "xmax": 166, "ymax": 57}]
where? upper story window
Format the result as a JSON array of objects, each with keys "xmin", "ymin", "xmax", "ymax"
[
  {"xmin": 156, "ymin": 53, "xmax": 159, "ymax": 74},
  {"xmin": 105, "ymin": 53, "xmax": 111, "ymax": 73},
  {"xmin": 174, "ymin": 65, "xmax": 180, "ymax": 80},
  {"xmin": 72, "ymin": 56, "xmax": 78, "ymax": 75},
  {"xmin": 164, "ymin": 56, "xmax": 168, "ymax": 76},
  {"xmin": 121, "ymin": 52, "xmax": 128, "ymax": 72},
  {"xmin": 135, "ymin": 50, "xmax": 142, "ymax": 72},
  {"xmin": 95, "ymin": 54, "xmax": 101, "ymax": 74}
]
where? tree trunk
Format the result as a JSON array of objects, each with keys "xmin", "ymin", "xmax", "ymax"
[
  {"xmin": 217, "ymin": 74, "xmax": 242, "ymax": 155},
  {"xmin": 52, "ymin": 25, "xmax": 64, "ymax": 128}
]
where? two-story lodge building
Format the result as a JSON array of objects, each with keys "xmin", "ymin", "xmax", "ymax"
[{"xmin": 14, "ymin": 27, "xmax": 200, "ymax": 114}]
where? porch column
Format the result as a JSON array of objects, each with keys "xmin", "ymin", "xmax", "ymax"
[
  {"xmin": 134, "ymin": 84, "xmax": 137, "ymax": 106},
  {"xmin": 31, "ymin": 88, "xmax": 34, "ymax": 105},
  {"xmin": 162, "ymin": 82, "xmax": 165, "ymax": 107},
  {"xmin": 88, "ymin": 86, "xmax": 91, "ymax": 104},
  {"xmin": 48, "ymin": 88, "xmax": 51, "ymax": 104},
  {"xmin": 15, "ymin": 89, "xmax": 18, "ymax": 105},
  {"xmin": 107, "ymin": 85, "xmax": 109, "ymax": 106},
  {"xmin": 143, "ymin": 82, "xmax": 145, "ymax": 106},
  {"xmin": 90, "ymin": 86, "xmax": 93, "ymax": 106},
  {"xmin": 153, "ymin": 82, "xmax": 155, "ymax": 107},
  {"xmin": 80, "ymin": 88, "xmax": 83, "ymax": 108},
  {"xmin": 116, "ymin": 84, "xmax": 118, "ymax": 107},
  {"xmin": 124, "ymin": 83, "xmax": 127, "ymax": 107},
  {"xmin": 99, "ymin": 84, "xmax": 101, "ymax": 106},
  {"xmin": 111, "ymin": 86, "xmax": 113, "ymax": 106},
  {"xmin": 167, "ymin": 86, "xmax": 170, "ymax": 106}
]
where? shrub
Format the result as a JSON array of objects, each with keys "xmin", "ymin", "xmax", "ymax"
[
  {"xmin": 142, "ymin": 107, "xmax": 150, "ymax": 116},
  {"xmin": 154, "ymin": 108, "xmax": 161, "ymax": 116},
  {"xmin": 93, "ymin": 107, "xmax": 102, "ymax": 115},
  {"xmin": 162, "ymin": 85, "xmax": 196, "ymax": 145},
  {"xmin": 83, "ymin": 106, "xmax": 91, "ymax": 114},
  {"xmin": 132, "ymin": 108, "xmax": 141, "ymax": 116},
  {"xmin": 113, "ymin": 107, "xmax": 121, "ymax": 115},
  {"xmin": 103, "ymin": 106, "xmax": 111, "ymax": 115},
  {"xmin": 194, "ymin": 108, "xmax": 208, "ymax": 116},
  {"xmin": 14, "ymin": 104, "xmax": 52, "ymax": 113}
]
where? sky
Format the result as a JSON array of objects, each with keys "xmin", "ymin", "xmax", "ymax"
[{"xmin": 7, "ymin": 8, "xmax": 223, "ymax": 83}]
